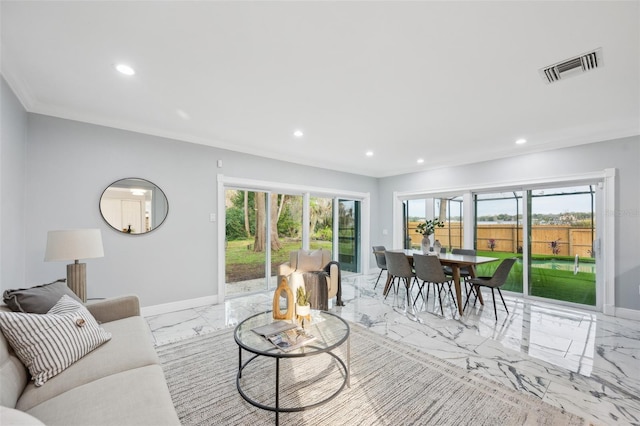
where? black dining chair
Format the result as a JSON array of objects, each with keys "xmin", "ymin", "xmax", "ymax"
[
  {"xmin": 372, "ymin": 246, "xmax": 387, "ymax": 290},
  {"xmin": 463, "ymin": 258, "xmax": 517, "ymax": 321},
  {"xmin": 413, "ymin": 253, "xmax": 456, "ymax": 315}
]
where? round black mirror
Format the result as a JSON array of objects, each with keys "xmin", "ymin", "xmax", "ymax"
[{"xmin": 99, "ymin": 178, "xmax": 168, "ymax": 234}]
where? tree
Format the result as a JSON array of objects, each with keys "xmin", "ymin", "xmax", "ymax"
[
  {"xmin": 254, "ymin": 192, "xmax": 284, "ymax": 252},
  {"xmin": 277, "ymin": 197, "xmax": 301, "ymax": 238},
  {"xmin": 269, "ymin": 194, "xmax": 283, "ymax": 250},
  {"xmin": 438, "ymin": 198, "xmax": 447, "ymax": 222},
  {"xmin": 310, "ymin": 197, "xmax": 333, "ymax": 238},
  {"xmin": 254, "ymin": 193, "xmax": 266, "ymax": 252},
  {"xmin": 225, "ymin": 206, "xmax": 245, "ymax": 240},
  {"xmin": 243, "ymin": 190, "xmax": 250, "ymax": 238}
]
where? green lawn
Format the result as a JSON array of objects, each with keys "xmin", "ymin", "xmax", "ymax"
[
  {"xmin": 475, "ymin": 251, "xmax": 596, "ymax": 306},
  {"xmin": 225, "ymin": 241, "xmax": 596, "ymax": 306},
  {"xmin": 225, "ymin": 238, "xmax": 331, "ymax": 282}
]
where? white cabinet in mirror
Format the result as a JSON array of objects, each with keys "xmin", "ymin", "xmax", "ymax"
[{"xmin": 99, "ymin": 178, "xmax": 169, "ymax": 235}]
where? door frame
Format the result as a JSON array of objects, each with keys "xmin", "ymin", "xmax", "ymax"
[
  {"xmin": 337, "ymin": 199, "xmax": 361, "ymax": 272},
  {"xmin": 392, "ymin": 168, "xmax": 616, "ymax": 313},
  {"xmin": 217, "ymin": 174, "xmax": 370, "ymax": 300}
]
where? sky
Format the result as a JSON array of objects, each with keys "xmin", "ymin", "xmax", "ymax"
[{"xmin": 407, "ymin": 191, "xmax": 595, "ymax": 218}]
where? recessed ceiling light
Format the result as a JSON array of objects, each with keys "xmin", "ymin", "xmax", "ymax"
[
  {"xmin": 293, "ymin": 130, "xmax": 304, "ymax": 138},
  {"xmin": 417, "ymin": 158, "xmax": 424, "ymax": 164},
  {"xmin": 115, "ymin": 63, "xmax": 135, "ymax": 76},
  {"xmin": 365, "ymin": 151, "xmax": 373, "ymax": 157},
  {"xmin": 515, "ymin": 138, "xmax": 527, "ymax": 145}
]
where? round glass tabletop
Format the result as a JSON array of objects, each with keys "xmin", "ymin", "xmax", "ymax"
[{"xmin": 234, "ymin": 310, "xmax": 349, "ymax": 357}]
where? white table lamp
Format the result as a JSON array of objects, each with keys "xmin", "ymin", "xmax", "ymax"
[{"xmin": 45, "ymin": 229, "xmax": 104, "ymax": 302}]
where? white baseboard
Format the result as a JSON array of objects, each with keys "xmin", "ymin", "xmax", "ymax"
[
  {"xmin": 141, "ymin": 295, "xmax": 220, "ymax": 317},
  {"xmin": 612, "ymin": 306, "xmax": 640, "ymax": 321},
  {"xmin": 603, "ymin": 304, "xmax": 616, "ymax": 316}
]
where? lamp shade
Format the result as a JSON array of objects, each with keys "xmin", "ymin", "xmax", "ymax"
[{"xmin": 44, "ymin": 229, "xmax": 104, "ymax": 262}]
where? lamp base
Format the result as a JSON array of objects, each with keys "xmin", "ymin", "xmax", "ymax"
[{"xmin": 67, "ymin": 262, "xmax": 87, "ymax": 303}]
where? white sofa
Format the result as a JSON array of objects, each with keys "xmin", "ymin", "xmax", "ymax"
[{"xmin": 0, "ymin": 295, "xmax": 180, "ymax": 426}]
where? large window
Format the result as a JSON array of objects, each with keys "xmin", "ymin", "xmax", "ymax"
[
  {"xmin": 309, "ymin": 197, "xmax": 333, "ymax": 251},
  {"xmin": 220, "ymin": 179, "xmax": 367, "ymax": 298},
  {"xmin": 528, "ymin": 186, "xmax": 596, "ymax": 306},
  {"xmin": 338, "ymin": 199, "xmax": 360, "ymax": 272},
  {"xmin": 394, "ymin": 170, "xmax": 613, "ymax": 312},
  {"xmin": 403, "ymin": 196, "xmax": 464, "ymax": 251},
  {"xmin": 474, "ymin": 191, "xmax": 524, "ymax": 292},
  {"xmin": 225, "ymin": 190, "xmax": 303, "ymax": 296},
  {"xmin": 474, "ymin": 186, "xmax": 597, "ymax": 306}
]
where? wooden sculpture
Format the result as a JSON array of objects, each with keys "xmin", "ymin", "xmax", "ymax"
[{"xmin": 272, "ymin": 276, "xmax": 294, "ymax": 320}]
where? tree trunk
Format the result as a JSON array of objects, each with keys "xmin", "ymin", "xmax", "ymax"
[
  {"xmin": 244, "ymin": 191, "xmax": 250, "ymax": 238},
  {"xmin": 276, "ymin": 194, "xmax": 285, "ymax": 221},
  {"xmin": 270, "ymin": 193, "xmax": 282, "ymax": 251},
  {"xmin": 438, "ymin": 198, "xmax": 447, "ymax": 222},
  {"xmin": 254, "ymin": 193, "xmax": 266, "ymax": 252}
]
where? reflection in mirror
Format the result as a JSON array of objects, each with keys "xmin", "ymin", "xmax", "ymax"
[{"xmin": 100, "ymin": 178, "xmax": 168, "ymax": 234}]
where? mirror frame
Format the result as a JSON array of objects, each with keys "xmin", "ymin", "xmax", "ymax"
[{"xmin": 99, "ymin": 177, "xmax": 169, "ymax": 235}]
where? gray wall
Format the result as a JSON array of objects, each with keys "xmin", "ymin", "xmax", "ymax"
[
  {"xmin": 1, "ymin": 79, "xmax": 638, "ymax": 313},
  {"xmin": 376, "ymin": 138, "xmax": 640, "ymax": 311},
  {"xmin": 0, "ymin": 77, "xmax": 27, "ymax": 288},
  {"xmin": 19, "ymin": 113, "xmax": 377, "ymax": 307}
]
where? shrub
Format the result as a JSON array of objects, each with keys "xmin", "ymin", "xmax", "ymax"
[{"xmin": 314, "ymin": 227, "xmax": 332, "ymax": 241}]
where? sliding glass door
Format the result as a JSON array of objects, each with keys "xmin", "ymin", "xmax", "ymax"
[
  {"xmin": 225, "ymin": 190, "xmax": 270, "ymax": 296},
  {"xmin": 474, "ymin": 191, "xmax": 524, "ymax": 292},
  {"xmin": 403, "ymin": 196, "xmax": 465, "ymax": 251},
  {"xmin": 338, "ymin": 199, "xmax": 360, "ymax": 272},
  {"xmin": 269, "ymin": 194, "xmax": 303, "ymax": 288},
  {"xmin": 528, "ymin": 185, "xmax": 597, "ymax": 306},
  {"xmin": 474, "ymin": 185, "xmax": 597, "ymax": 306},
  {"xmin": 309, "ymin": 197, "xmax": 333, "ymax": 251},
  {"xmin": 435, "ymin": 197, "xmax": 464, "ymax": 251},
  {"xmin": 225, "ymin": 190, "xmax": 304, "ymax": 296},
  {"xmin": 223, "ymin": 186, "xmax": 364, "ymax": 296}
]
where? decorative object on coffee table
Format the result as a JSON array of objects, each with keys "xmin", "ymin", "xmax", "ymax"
[
  {"xmin": 295, "ymin": 286, "xmax": 311, "ymax": 327},
  {"xmin": 272, "ymin": 277, "xmax": 294, "ymax": 320}
]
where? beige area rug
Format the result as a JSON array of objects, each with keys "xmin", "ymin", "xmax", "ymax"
[{"xmin": 156, "ymin": 324, "xmax": 586, "ymax": 426}]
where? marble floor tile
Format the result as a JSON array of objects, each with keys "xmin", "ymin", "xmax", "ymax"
[{"xmin": 147, "ymin": 272, "xmax": 640, "ymax": 425}]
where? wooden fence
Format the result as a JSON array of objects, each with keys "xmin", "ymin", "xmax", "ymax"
[{"xmin": 408, "ymin": 222, "xmax": 595, "ymax": 257}]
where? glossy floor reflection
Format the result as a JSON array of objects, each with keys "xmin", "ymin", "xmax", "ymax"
[{"xmin": 146, "ymin": 272, "xmax": 640, "ymax": 425}]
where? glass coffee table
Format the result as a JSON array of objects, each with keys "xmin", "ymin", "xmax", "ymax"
[{"xmin": 234, "ymin": 311, "xmax": 350, "ymax": 425}]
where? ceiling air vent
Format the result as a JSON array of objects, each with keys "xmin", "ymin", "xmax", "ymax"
[{"xmin": 540, "ymin": 48, "xmax": 602, "ymax": 84}]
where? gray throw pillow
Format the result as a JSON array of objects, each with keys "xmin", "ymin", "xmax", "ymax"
[{"xmin": 2, "ymin": 279, "xmax": 82, "ymax": 313}]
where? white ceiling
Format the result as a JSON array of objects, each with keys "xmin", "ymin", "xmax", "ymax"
[{"xmin": 2, "ymin": 1, "xmax": 639, "ymax": 177}]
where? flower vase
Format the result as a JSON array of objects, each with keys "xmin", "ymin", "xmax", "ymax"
[{"xmin": 421, "ymin": 236, "xmax": 431, "ymax": 253}]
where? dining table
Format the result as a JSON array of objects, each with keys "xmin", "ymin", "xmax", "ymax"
[{"xmin": 382, "ymin": 249, "xmax": 499, "ymax": 316}]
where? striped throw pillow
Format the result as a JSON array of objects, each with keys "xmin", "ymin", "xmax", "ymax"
[{"xmin": 0, "ymin": 295, "xmax": 112, "ymax": 386}]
